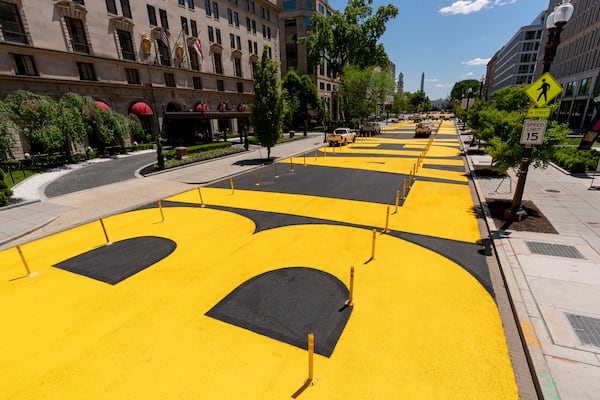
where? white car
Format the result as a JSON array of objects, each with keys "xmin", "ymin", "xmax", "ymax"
[{"xmin": 327, "ymin": 128, "xmax": 356, "ymax": 146}]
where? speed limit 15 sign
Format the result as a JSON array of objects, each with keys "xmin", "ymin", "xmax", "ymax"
[{"xmin": 520, "ymin": 119, "xmax": 548, "ymax": 145}]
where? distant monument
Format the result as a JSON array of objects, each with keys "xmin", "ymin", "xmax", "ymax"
[
  {"xmin": 420, "ymin": 72, "xmax": 425, "ymax": 93},
  {"xmin": 398, "ymin": 72, "xmax": 404, "ymax": 95}
]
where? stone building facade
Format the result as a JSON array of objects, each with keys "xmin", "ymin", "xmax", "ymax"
[{"xmin": 0, "ymin": 0, "xmax": 281, "ymax": 156}]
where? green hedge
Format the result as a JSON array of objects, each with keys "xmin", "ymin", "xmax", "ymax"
[
  {"xmin": 0, "ymin": 169, "xmax": 13, "ymax": 207},
  {"xmin": 553, "ymin": 147, "xmax": 600, "ymax": 173},
  {"xmin": 165, "ymin": 141, "xmax": 232, "ymax": 160}
]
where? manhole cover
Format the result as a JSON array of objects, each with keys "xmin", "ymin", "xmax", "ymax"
[
  {"xmin": 525, "ymin": 241, "xmax": 585, "ymax": 259},
  {"xmin": 544, "ymin": 189, "xmax": 562, "ymax": 193},
  {"xmin": 566, "ymin": 314, "xmax": 600, "ymax": 348}
]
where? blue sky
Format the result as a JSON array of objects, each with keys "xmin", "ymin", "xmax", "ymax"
[{"xmin": 326, "ymin": 0, "xmax": 549, "ymax": 99}]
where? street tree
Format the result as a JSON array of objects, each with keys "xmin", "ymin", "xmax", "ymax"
[
  {"xmin": 450, "ymin": 79, "xmax": 481, "ymax": 103},
  {"xmin": 252, "ymin": 45, "xmax": 284, "ymax": 159},
  {"xmin": 338, "ymin": 65, "xmax": 394, "ymax": 122},
  {"xmin": 468, "ymin": 85, "xmax": 569, "ymax": 173},
  {"xmin": 0, "ymin": 102, "xmax": 18, "ymax": 158},
  {"xmin": 56, "ymin": 92, "xmax": 88, "ymax": 160},
  {"xmin": 281, "ymin": 71, "xmax": 322, "ymax": 131},
  {"xmin": 301, "ymin": 0, "xmax": 398, "ymax": 76}
]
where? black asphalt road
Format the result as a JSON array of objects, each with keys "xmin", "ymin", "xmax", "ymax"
[{"xmin": 44, "ymin": 152, "xmax": 156, "ymax": 198}]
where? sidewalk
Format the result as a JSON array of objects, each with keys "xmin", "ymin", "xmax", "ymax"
[
  {"xmin": 460, "ymin": 134, "xmax": 600, "ymax": 400},
  {"xmin": 0, "ymin": 133, "xmax": 326, "ymax": 250}
]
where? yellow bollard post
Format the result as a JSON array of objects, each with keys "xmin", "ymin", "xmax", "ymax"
[
  {"xmin": 99, "ymin": 218, "xmax": 111, "ymax": 244},
  {"xmin": 290, "ymin": 157, "xmax": 295, "ymax": 172},
  {"xmin": 383, "ymin": 206, "xmax": 390, "ymax": 233},
  {"xmin": 197, "ymin": 187, "xmax": 205, "ymax": 207},
  {"xmin": 395, "ymin": 190, "xmax": 400, "ymax": 213},
  {"xmin": 307, "ymin": 333, "xmax": 314, "ymax": 383},
  {"xmin": 16, "ymin": 245, "xmax": 31, "ymax": 276},
  {"xmin": 230, "ymin": 177, "xmax": 235, "ymax": 193},
  {"xmin": 274, "ymin": 162, "xmax": 279, "ymax": 178},
  {"xmin": 158, "ymin": 200, "xmax": 165, "ymax": 222},
  {"xmin": 403, "ymin": 178, "xmax": 407, "ymax": 199},
  {"xmin": 255, "ymin": 168, "xmax": 260, "ymax": 186},
  {"xmin": 346, "ymin": 266, "xmax": 355, "ymax": 306},
  {"xmin": 371, "ymin": 228, "xmax": 376, "ymax": 260}
]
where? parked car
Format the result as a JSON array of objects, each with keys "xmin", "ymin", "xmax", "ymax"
[
  {"xmin": 361, "ymin": 122, "xmax": 381, "ymax": 136},
  {"xmin": 327, "ymin": 128, "xmax": 356, "ymax": 146}
]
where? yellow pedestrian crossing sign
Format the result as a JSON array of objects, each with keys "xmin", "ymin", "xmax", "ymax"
[{"xmin": 526, "ymin": 72, "xmax": 563, "ymax": 107}]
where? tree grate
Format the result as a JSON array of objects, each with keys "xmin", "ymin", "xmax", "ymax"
[
  {"xmin": 525, "ymin": 241, "xmax": 585, "ymax": 259},
  {"xmin": 566, "ymin": 313, "xmax": 600, "ymax": 348}
]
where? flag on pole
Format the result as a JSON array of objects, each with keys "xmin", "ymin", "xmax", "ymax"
[
  {"xmin": 161, "ymin": 29, "xmax": 170, "ymax": 47},
  {"xmin": 194, "ymin": 37, "xmax": 203, "ymax": 59}
]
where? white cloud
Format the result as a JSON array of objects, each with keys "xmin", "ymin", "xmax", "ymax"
[
  {"xmin": 425, "ymin": 78, "xmax": 440, "ymax": 82},
  {"xmin": 439, "ymin": 0, "xmax": 517, "ymax": 15},
  {"xmin": 462, "ymin": 72, "xmax": 475, "ymax": 78},
  {"xmin": 439, "ymin": 0, "xmax": 490, "ymax": 15},
  {"xmin": 435, "ymin": 83, "xmax": 454, "ymax": 88},
  {"xmin": 462, "ymin": 57, "xmax": 491, "ymax": 65}
]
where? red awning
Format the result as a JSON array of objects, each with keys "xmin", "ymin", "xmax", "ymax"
[
  {"xmin": 95, "ymin": 100, "xmax": 110, "ymax": 110},
  {"xmin": 129, "ymin": 101, "xmax": 154, "ymax": 116}
]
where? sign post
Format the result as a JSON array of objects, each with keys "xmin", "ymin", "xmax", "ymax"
[{"xmin": 506, "ymin": 73, "xmax": 562, "ymax": 220}]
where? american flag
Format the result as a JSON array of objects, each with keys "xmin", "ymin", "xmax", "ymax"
[
  {"xmin": 194, "ymin": 38, "xmax": 203, "ymax": 58},
  {"xmin": 161, "ymin": 29, "xmax": 169, "ymax": 47}
]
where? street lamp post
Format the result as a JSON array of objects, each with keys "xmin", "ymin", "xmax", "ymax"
[{"xmin": 506, "ymin": 0, "xmax": 574, "ymax": 221}]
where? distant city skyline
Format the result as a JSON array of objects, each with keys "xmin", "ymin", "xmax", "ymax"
[{"xmin": 326, "ymin": 0, "xmax": 549, "ymax": 99}]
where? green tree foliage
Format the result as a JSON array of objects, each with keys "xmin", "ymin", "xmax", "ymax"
[
  {"xmin": 281, "ymin": 71, "xmax": 322, "ymax": 130},
  {"xmin": 127, "ymin": 114, "xmax": 149, "ymax": 144},
  {"xmin": 468, "ymin": 85, "xmax": 569, "ymax": 172},
  {"xmin": 338, "ymin": 65, "xmax": 395, "ymax": 121},
  {"xmin": 0, "ymin": 102, "xmax": 18, "ymax": 158},
  {"xmin": 450, "ymin": 79, "xmax": 481, "ymax": 103},
  {"xmin": 301, "ymin": 0, "xmax": 398, "ymax": 75},
  {"xmin": 0, "ymin": 168, "xmax": 12, "ymax": 206},
  {"xmin": 56, "ymin": 93, "xmax": 88, "ymax": 160},
  {"xmin": 252, "ymin": 45, "xmax": 283, "ymax": 159}
]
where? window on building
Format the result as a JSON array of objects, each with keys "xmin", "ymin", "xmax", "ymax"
[
  {"xmin": 159, "ymin": 9, "xmax": 169, "ymax": 30},
  {"xmin": 0, "ymin": 2, "xmax": 28, "ymax": 44},
  {"xmin": 283, "ymin": 0, "xmax": 296, "ymax": 10},
  {"xmin": 178, "ymin": 0, "xmax": 185, "ymax": 5},
  {"xmin": 237, "ymin": 82, "xmax": 244, "ymax": 93},
  {"xmin": 327, "ymin": 83, "xmax": 331, "ymax": 91},
  {"xmin": 253, "ymin": 41, "xmax": 257, "ymax": 54},
  {"xmin": 234, "ymin": 57, "xmax": 242, "ymax": 77},
  {"xmin": 164, "ymin": 72, "xmax": 176, "ymax": 87},
  {"xmin": 246, "ymin": 17, "xmax": 251, "ymax": 32},
  {"xmin": 305, "ymin": 1, "xmax": 312, "ymax": 9},
  {"xmin": 77, "ymin": 62, "xmax": 96, "ymax": 81},
  {"xmin": 208, "ymin": 26, "xmax": 214, "ymax": 42},
  {"xmin": 268, "ymin": 46, "xmax": 272, "ymax": 59},
  {"xmin": 188, "ymin": 0, "xmax": 194, "ymax": 9},
  {"xmin": 117, "ymin": 29, "xmax": 136, "ymax": 61},
  {"xmin": 147, "ymin": 5, "xmax": 157, "ymax": 26},
  {"xmin": 214, "ymin": 53, "xmax": 223, "ymax": 74},
  {"xmin": 318, "ymin": 4, "xmax": 324, "ymax": 13},
  {"xmin": 72, "ymin": 0, "xmax": 85, "ymax": 4},
  {"xmin": 212, "ymin": 2, "xmax": 219, "ymax": 19},
  {"xmin": 319, "ymin": 82, "xmax": 324, "ymax": 90},
  {"xmin": 193, "ymin": 76, "xmax": 202, "ymax": 89},
  {"xmin": 125, "ymin": 68, "xmax": 140, "ymax": 84},
  {"xmin": 217, "ymin": 79, "xmax": 224, "ymax": 91},
  {"xmin": 65, "ymin": 17, "xmax": 90, "ymax": 53},
  {"xmin": 157, "ymin": 40, "xmax": 170, "ymax": 66},
  {"xmin": 244, "ymin": 0, "xmax": 249, "ymax": 10},
  {"xmin": 12, "ymin": 54, "xmax": 37, "ymax": 76},
  {"xmin": 250, "ymin": 1, "xmax": 255, "ymax": 13},
  {"xmin": 227, "ymin": 8, "xmax": 233, "ymax": 25},
  {"xmin": 230, "ymin": 33, "xmax": 235, "ymax": 48},
  {"xmin": 262, "ymin": 24, "xmax": 266, "ymax": 38},
  {"xmin": 234, "ymin": 11, "xmax": 239, "ymax": 27},
  {"xmin": 216, "ymin": 28, "xmax": 221, "ymax": 44},
  {"xmin": 205, "ymin": 0, "xmax": 211, "ymax": 16},
  {"xmin": 251, "ymin": 61, "xmax": 256, "ymax": 78},
  {"xmin": 267, "ymin": 27, "xmax": 271, "ymax": 39},
  {"xmin": 181, "ymin": 17, "xmax": 189, "ymax": 35},
  {"xmin": 266, "ymin": 9, "xmax": 270, "ymax": 21},
  {"xmin": 189, "ymin": 47, "xmax": 200, "ymax": 70},
  {"xmin": 565, "ymin": 81, "xmax": 575, "ymax": 96},
  {"xmin": 106, "ymin": 0, "xmax": 117, "ymax": 14},
  {"xmin": 120, "ymin": 0, "xmax": 131, "ymax": 18},
  {"xmin": 251, "ymin": 20, "xmax": 256, "ymax": 34},
  {"xmin": 236, "ymin": 35, "xmax": 241, "ymax": 49},
  {"xmin": 579, "ymin": 78, "xmax": 590, "ymax": 95},
  {"xmin": 191, "ymin": 20, "xmax": 198, "ymax": 37},
  {"xmin": 248, "ymin": 40, "xmax": 252, "ymax": 53}
]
